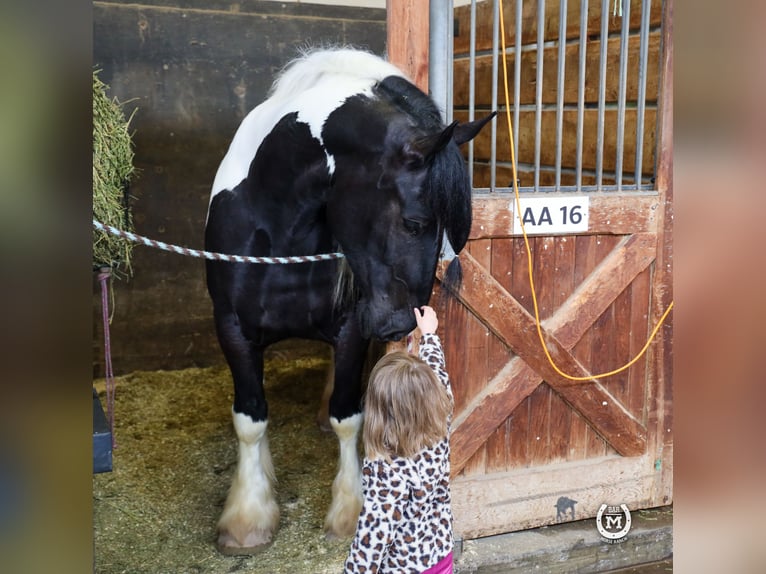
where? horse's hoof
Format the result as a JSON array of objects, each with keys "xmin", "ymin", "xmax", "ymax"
[
  {"xmin": 316, "ymin": 416, "xmax": 333, "ymax": 433},
  {"xmin": 217, "ymin": 530, "xmax": 273, "ymax": 556},
  {"xmin": 324, "ymin": 529, "xmax": 344, "ymax": 542},
  {"xmin": 323, "ymin": 516, "xmax": 357, "ymax": 540}
]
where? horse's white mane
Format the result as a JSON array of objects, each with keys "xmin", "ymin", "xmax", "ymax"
[
  {"xmin": 210, "ymin": 48, "xmax": 408, "ymax": 201},
  {"xmin": 269, "ymin": 48, "xmax": 408, "ymax": 100}
]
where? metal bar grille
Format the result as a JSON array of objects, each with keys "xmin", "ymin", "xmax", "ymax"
[{"xmin": 448, "ymin": 0, "xmax": 660, "ymax": 193}]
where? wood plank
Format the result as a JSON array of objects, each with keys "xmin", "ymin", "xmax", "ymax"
[
  {"xmin": 469, "ymin": 192, "xmax": 661, "ymax": 238},
  {"xmin": 470, "ymin": 162, "xmax": 623, "ymax": 189},
  {"xmin": 568, "ymin": 234, "xmax": 597, "ymax": 460},
  {"xmin": 443, "ymin": 286, "xmax": 472, "ymax": 413},
  {"xmin": 609, "ymin": 278, "xmax": 633, "ymax": 405},
  {"xmin": 444, "ymin": 234, "xmax": 656, "ymax": 471},
  {"xmin": 453, "ymin": 0, "xmax": 663, "ymax": 56},
  {"xmin": 385, "ymin": 0, "xmax": 429, "ymax": 90},
  {"xmin": 527, "ymin": 383, "xmax": 552, "ymax": 466},
  {"xmin": 452, "ymin": 454, "xmax": 657, "ymax": 539},
  {"xmin": 628, "ymin": 267, "xmax": 651, "ymax": 418},
  {"xmin": 589, "ymin": 236, "xmax": 618, "ymax": 391},
  {"xmin": 549, "ymin": 236, "xmax": 576, "ymax": 461},
  {"xmin": 454, "ymin": 32, "xmax": 661, "ymax": 108},
  {"xmin": 508, "ymin": 391, "xmax": 531, "ymax": 470},
  {"xmin": 568, "ymin": 410, "xmax": 589, "ymax": 462},
  {"xmin": 534, "ymin": 236, "xmax": 557, "ymax": 320},
  {"xmin": 485, "ymin": 416, "xmax": 509, "ymax": 474},
  {"xmin": 456, "ymin": 108, "xmax": 658, "ymax": 175},
  {"xmin": 487, "ymin": 238, "xmax": 515, "ymax": 413}
]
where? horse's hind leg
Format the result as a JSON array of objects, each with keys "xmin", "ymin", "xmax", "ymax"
[{"xmin": 214, "ymin": 312, "xmax": 279, "ymax": 554}]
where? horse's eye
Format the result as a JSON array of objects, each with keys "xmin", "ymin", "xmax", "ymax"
[{"xmin": 403, "ymin": 218, "xmax": 425, "ymax": 236}]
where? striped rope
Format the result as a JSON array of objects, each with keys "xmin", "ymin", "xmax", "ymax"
[{"xmin": 93, "ymin": 219, "xmax": 345, "ymax": 264}]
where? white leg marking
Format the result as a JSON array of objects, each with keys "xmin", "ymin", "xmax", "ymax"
[
  {"xmin": 324, "ymin": 413, "xmax": 363, "ymax": 538},
  {"xmin": 217, "ymin": 412, "xmax": 279, "ymax": 550}
]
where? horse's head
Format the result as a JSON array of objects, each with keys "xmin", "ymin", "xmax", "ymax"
[{"xmin": 324, "ymin": 77, "xmax": 494, "ymax": 341}]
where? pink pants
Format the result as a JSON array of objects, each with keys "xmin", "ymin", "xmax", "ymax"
[{"xmin": 422, "ymin": 552, "xmax": 453, "ymax": 574}]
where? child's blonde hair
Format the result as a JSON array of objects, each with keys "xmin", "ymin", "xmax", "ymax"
[{"xmin": 363, "ymin": 351, "xmax": 451, "ymax": 462}]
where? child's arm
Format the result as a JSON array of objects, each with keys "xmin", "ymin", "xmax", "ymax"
[{"xmin": 414, "ymin": 307, "xmax": 452, "ymax": 399}]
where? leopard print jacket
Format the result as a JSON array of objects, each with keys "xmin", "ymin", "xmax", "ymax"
[{"xmin": 343, "ymin": 333, "xmax": 453, "ymax": 574}]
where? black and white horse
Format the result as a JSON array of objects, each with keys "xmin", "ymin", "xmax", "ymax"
[{"xmin": 205, "ymin": 48, "xmax": 492, "ymax": 553}]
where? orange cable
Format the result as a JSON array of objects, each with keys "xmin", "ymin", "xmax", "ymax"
[{"xmin": 496, "ymin": 0, "xmax": 673, "ymax": 381}]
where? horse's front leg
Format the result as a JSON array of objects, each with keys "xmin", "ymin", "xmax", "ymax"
[
  {"xmin": 214, "ymin": 312, "xmax": 279, "ymax": 554},
  {"xmin": 323, "ymin": 329, "xmax": 369, "ymax": 539}
]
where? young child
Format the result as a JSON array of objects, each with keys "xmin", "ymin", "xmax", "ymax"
[{"xmin": 343, "ymin": 305, "xmax": 454, "ymax": 574}]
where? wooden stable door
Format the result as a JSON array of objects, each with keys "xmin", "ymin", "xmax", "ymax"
[{"xmin": 435, "ymin": 189, "xmax": 672, "ymax": 538}]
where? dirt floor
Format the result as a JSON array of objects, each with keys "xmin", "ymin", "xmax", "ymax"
[{"xmin": 93, "ymin": 339, "xmax": 354, "ymax": 574}]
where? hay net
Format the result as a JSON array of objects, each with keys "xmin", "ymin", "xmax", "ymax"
[{"xmin": 93, "ymin": 69, "xmax": 135, "ymax": 278}]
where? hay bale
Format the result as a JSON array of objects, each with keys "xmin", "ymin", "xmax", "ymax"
[{"xmin": 93, "ymin": 70, "xmax": 136, "ymax": 277}]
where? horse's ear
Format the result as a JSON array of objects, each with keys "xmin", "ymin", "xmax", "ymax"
[
  {"xmin": 404, "ymin": 121, "xmax": 459, "ymax": 167},
  {"xmin": 453, "ymin": 112, "xmax": 497, "ymax": 146}
]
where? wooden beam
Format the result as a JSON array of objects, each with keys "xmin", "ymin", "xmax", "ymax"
[
  {"xmin": 384, "ymin": 0, "xmax": 430, "ymax": 356},
  {"xmin": 469, "ymin": 193, "xmax": 661, "ymax": 239},
  {"xmin": 386, "ymin": 0, "xmax": 429, "ymax": 91},
  {"xmin": 648, "ymin": 0, "xmax": 674, "ymax": 506}
]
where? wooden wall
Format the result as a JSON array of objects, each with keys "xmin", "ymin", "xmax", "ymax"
[
  {"xmin": 92, "ymin": 0, "xmax": 387, "ymax": 376},
  {"xmin": 453, "ymin": 0, "xmax": 663, "ymax": 187}
]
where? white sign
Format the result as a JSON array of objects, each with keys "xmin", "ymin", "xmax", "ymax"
[{"xmin": 511, "ymin": 196, "xmax": 590, "ymax": 235}]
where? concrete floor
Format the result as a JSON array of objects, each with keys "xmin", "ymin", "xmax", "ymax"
[{"xmin": 454, "ymin": 506, "xmax": 672, "ymax": 573}]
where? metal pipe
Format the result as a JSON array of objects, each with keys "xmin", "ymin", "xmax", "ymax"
[
  {"xmin": 490, "ymin": 0, "xmax": 500, "ymax": 190},
  {"xmin": 534, "ymin": 0, "xmax": 546, "ymax": 191},
  {"xmin": 555, "ymin": 0, "xmax": 568, "ymax": 190},
  {"xmin": 635, "ymin": 0, "xmax": 652, "ymax": 187},
  {"xmin": 429, "ymin": 0, "xmax": 454, "ymax": 123},
  {"xmin": 514, "ymin": 0, "xmax": 523, "ymax": 185},
  {"xmin": 596, "ymin": 0, "xmax": 609, "ymax": 189},
  {"xmin": 615, "ymin": 0, "xmax": 630, "ymax": 191},
  {"xmin": 468, "ymin": 0, "xmax": 477, "ymax": 188},
  {"xmin": 576, "ymin": 0, "xmax": 588, "ymax": 190}
]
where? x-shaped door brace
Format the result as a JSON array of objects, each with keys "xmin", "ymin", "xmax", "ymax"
[{"xmin": 437, "ymin": 233, "xmax": 657, "ymax": 474}]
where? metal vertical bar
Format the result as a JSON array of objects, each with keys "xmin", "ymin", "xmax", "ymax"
[
  {"xmin": 447, "ymin": 0, "xmax": 454, "ymax": 124},
  {"xmin": 468, "ymin": 0, "xmax": 477, "ymax": 188},
  {"xmin": 595, "ymin": 0, "xmax": 609, "ymax": 189},
  {"xmin": 615, "ymin": 0, "xmax": 630, "ymax": 191},
  {"xmin": 490, "ymin": 0, "xmax": 500, "ymax": 190},
  {"xmin": 575, "ymin": 0, "xmax": 588, "ymax": 190},
  {"xmin": 514, "ymin": 0, "xmax": 523, "ymax": 184},
  {"xmin": 555, "ymin": 0, "xmax": 568, "ymax": 190},
  {"xmin": 635, "ymin": 0, "xmax": 652, "ymax": 187},
  {"xmin": 429, "ymin": 0, "xmax": 454, "ymax": 123},
  {"xmin": 534, "ymin": 0, "xmax": 546, "ymax": 191}
]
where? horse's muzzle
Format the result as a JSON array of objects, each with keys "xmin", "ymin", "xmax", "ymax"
[{"xmin": 358, "ymin": 304, "xmax": 415, "ymax": 342}]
